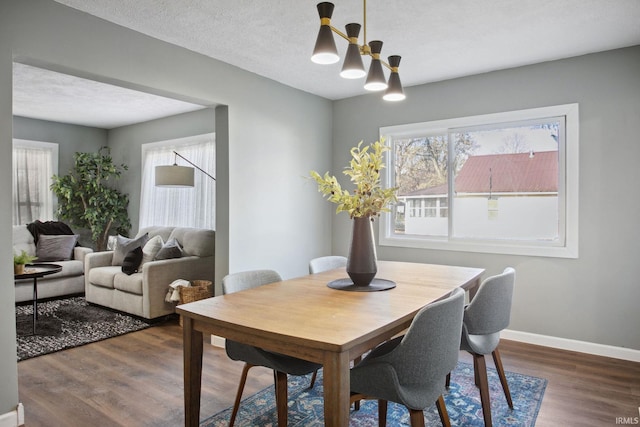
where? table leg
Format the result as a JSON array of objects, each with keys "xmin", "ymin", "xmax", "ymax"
[
  {"xmin": 323, "ymin": 350, "xmax": 350, "ymax": 426},
  {"xmin": 32, "ymin": 277, "xmax": 38, "ymax": 334},
  {"xmin": 183, "ymin": 316, "xmax": 203, "ymax": 427}
]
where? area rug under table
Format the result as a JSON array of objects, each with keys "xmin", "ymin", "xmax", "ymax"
[
  {"xmin": 16, "ymin": 296, "xmax": 151, "ymax": 361},
  {"xmin": 201, "ymin": 361, "xmax": 546, "ymax": 426}
]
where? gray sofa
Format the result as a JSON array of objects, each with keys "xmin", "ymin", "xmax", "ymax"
[
  {"xmin": 13, "ymin": 225, "xmax": 93, "ymax": 303},
  {"xmin": 84, "ymin": 226, "xmax": 215, "ymax": 319}
]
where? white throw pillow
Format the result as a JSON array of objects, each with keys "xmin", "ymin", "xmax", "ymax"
[
  {"xmin": 112, "ymin": 233, "xmax": 149, "ymax": 266},
  {"xmin": 140, "ymin": 235, "xmax": 164, "ymax": 268}
]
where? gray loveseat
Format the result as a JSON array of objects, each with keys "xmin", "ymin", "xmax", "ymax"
[
  {"xmin": 13, "ymin": 224, "xmax": 93, "ymax": 303},
  {"xmin": 84, "ymin": 226, "xmax": 215, "ymax": 319}
]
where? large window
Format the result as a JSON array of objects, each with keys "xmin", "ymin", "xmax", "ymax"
[
  {"xmin": 380, "ymin": 104, "xmax": 578, "ymax": 258},
  {"xmin": 139, "ymin": 133, "xmax": 215, "ymax": 230},
  {"xmin": 12, "ymin": 140, "xmax": 58, "ymax": 226}
]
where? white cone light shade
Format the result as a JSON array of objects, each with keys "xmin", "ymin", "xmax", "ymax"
[
  {"xmin": 340, "ymin": 23, "xmax": 366, "ymax": 79},
  {"xmin": 383, "ymin": 55, "xmax": 406, "ymax": 101},
  {"xmin": 364, "ymin": 60, "xmax": 387, "ymax": 91},
  {"xmin": 383, "ymin": 72, "xmax": 405, "ymax": 101},
  {"xmin": 312, "ymin": 26, "xmax": 339, "ymax": 64},
  {"xmin": 340, "ymin": 44, "xmax": 366, "ymax": 78},
  {"xmin": 364, "ymin": 40, "xmax": 387, "ymax": 91},
  {"xmin": 155, "ymin": 165, "xmax": 194, "ymax": 187},
  {"xmin": 311, "ymin": 2, "xmax": 339, "ymax": 64}
]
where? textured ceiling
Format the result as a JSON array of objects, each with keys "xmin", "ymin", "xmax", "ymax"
[
  {"xmin": 13, "ymin": 63, "xmax": 206, "ymax": 129},
  {"xmin": 13, "ymin": 0, "xmax": 640, "ymax": 128}
]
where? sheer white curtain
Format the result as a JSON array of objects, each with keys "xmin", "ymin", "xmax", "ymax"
[
  {"xmin": 12, "ymin": 140, "xmax": 58, "ymax": 225},
  {"xmin": 139, "ymin": 133, "xmax": 215, "ymax": 230}
]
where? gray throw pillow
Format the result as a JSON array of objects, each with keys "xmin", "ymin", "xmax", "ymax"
[
  {"xmin": 155, "ymin": 237, "xmax": 183, "ymax": 260},
  {"xmin": 36, "ymin": 234, "xmax": 79, "ymax": 261},
  {"xmin": 112, "ymin": 233, "xmax": 149, "ymax": 266}
]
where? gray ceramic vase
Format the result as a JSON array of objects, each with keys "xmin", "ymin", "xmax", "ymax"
[{"xmin": 346, "ymin": 216, "xmax": 377, "ymax": 286}]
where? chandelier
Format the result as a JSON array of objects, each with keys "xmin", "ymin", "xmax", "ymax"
[{"xmin": 311, "ymin": 1, "xmax": 405, "ymax": 101}]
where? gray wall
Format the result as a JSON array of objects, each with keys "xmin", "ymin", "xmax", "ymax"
[
  {"xmin": 0, "ymin": 0, "xmax": 332, "ymax": 416},
  {"xmin": 107, "ymin": 108, "xmax": 216, "ymax": 235},
  {"xmin": 13, "ymin": 116, "xmax": 107, "ymax": 175},
  {"xmin": 332, "ymin": 46, "xmax": 640, "ymax": 351}
]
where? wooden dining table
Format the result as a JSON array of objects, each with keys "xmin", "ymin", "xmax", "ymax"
[{"xmin": 177, "ymin": 260, "xmax": 484, "ymax": 427}]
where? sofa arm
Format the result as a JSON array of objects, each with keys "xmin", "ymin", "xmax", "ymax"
[
  {"xmin": 73, "ymin": 246, "xmax": 94, "ymax": 266},
  {"xmin": 85, "ymin": 251, "xmax": 115, "ymax": 271},
  {"xmin": 142, "ymin": 256, "xmax": 215, "ymax": 318}
]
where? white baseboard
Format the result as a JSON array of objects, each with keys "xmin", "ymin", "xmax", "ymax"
[
  {"xmin": 210, "ymin": 335, "xmax": 225, "ymax": 348},
  {"xmin": 502, "ymin": 329, "xmax": 640, "ymax": 362},
  {"xmin": 0, "ymin": 403, "xmax": 24, "ymax": 427}
]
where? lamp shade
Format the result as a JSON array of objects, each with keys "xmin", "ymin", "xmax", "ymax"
[
  {"xmin": 383, "ymin": 55, "xmax": 405, "ymax": 101},
  {"xmin": 155, "ymin": 165, "xmax": 194, "ymax": 187},
  {"xmin": 364, "ymin": 40, "xmax": 387, "ymax": 91},
  {"xmin": 340, "ymin": 23, "xmax": 365, "ymax": 79},
  {"xmin": 311, "ymin": 2, "xmax": 339, "ymax": 64}
]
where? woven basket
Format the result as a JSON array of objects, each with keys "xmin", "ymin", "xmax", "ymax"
[{"xmin": 179, "ymin": 280, "xmax": 213, "ymax": 326}]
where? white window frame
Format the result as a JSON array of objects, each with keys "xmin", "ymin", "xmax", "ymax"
[
  {"xmin": 380, "ymin": 104, "xmax": 579, "ymax": 258},
  {"xmin": 12, "ymin": 139, "xmax": 59, "ymax": 225}
]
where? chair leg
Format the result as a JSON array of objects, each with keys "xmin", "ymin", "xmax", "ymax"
[
  {"xmin": 473, "ymin": 353, "xmax": 493, "ymax": 427},
  {"xmin": 274, "ymin": 370, "xmax": 288, "ymax": 426},
  {"xmin": 309, "ymin": 370, "xmax": 318, "ymax": 389},
  {"xmin": 353, "ymin": 355, "xmax": 362, "ymax": 410},
  {"xmin": 473, "ymin": 355, "xmax": 480, "ymax": 386},
  {"xmin": 229, "ymin": 363, "xmax": 254, "ymax": 427},
  {"xmin": 445, "ymin": 372, "xmax": 451, "ymax": 388},
  {"xmin": 377, "ymin": 399, "xmax": 388, "ymax": 427},
  {"xmin": 491, "ymin": 348, "xmax": 514, "ymax": 409},
  {"xmin": 435, "ymin": 395, "xmax": 451, "ymax": 427},
  {"xmin": 408, "ymin": 408, "xmax": 426, "ymax": 427}
]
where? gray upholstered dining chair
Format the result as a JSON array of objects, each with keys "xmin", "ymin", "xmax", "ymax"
[
  {"xmin": 349, "ymin": 287, "xmax": 465, "ymax": 427},
  {"xmin": 447, "ymin": 267, "xmax": 516, "ymax": 427},
  {"xmin": 222, "ymin": 269, "xmax": 322, "ymax": 427},
  {"xmin": 308, "ymin": 255, "xmax": 347, "ymax": 274}
]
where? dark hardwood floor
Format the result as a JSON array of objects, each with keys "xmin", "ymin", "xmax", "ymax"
[{"xmin": 17, "ymin": 316, "xmax": 640, "ymax": 427}]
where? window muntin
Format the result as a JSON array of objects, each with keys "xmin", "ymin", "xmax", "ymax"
[{"xmin": 380, "ymin": 104, "xmax": 578, "ymax": 258}]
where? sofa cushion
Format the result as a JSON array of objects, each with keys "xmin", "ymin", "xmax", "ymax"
[
  {"xmin": 155, "ymin": 237, "xmax": 183, "ymax": 260},
  {"xmin": 168, "ymin": 227, "xmax": 215, "ymax": 257},
  {"xmin": 122, "ymin": 246, "xmax": 143, "ymax": 275},
  {"xmin": 137, "ymin": 226, "xmax": 174, "ymax": 243},
  {"xmin": 112, "ymin": 233, "xmax": 149, "ymax": 266},
  {"xmin": 36, "ymin": 234, "xmax": 79, "ymax": 261},
  {"xmin": 88, "ymin": 266, "xmax": 122, "ymax": 289},
  {"xmin": 13, "ymin": 225, "xmax": 36, "ymax": 257},
  {"xmin": 114, "ymin": 272, "xmax": 143, "ymax": 295},
  {"xmin": 140, "ymin": 235, "xmax": 164, "ymax": 267}
]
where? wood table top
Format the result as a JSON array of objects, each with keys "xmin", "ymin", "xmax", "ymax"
[{"xmin": 177, "ymin": 261, "xmax": 484, "ymax": 355}]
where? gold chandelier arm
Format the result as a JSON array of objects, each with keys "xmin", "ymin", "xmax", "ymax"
[
  {"xmin": 363, "ymin": 0, "xmax": 367, "ymax": 45},
  {"xmin": 329, "ymin": 25, "xmax": 349, "ymax": 42}
]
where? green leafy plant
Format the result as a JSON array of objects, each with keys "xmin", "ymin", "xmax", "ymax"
[
  {"xmin": 310, "ymin": 140, "xmax": 398, "ymax": 219},
  {"xmin": 51, "ymin": 146, "xmax": 131, "ymax": 251},
  {"xmin": 13, "ymin": 250, "xmax": 37, "ymax": 265}
]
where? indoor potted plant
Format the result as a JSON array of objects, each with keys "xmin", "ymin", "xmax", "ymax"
[
  {"xmin": 50, "ymin": 146, "xmax": 131, "ymax": 251},
  {"xmin": 310, "ymin": 139, "xmax": 398, "ymax": 288},
  {"xmin": 13, "ymin": 250, "xmax": 37, "ymax": 275}
]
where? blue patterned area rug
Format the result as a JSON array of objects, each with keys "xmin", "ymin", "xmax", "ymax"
[{"xmin": 201, "ymin": 361, "xmax": 546, "ymax": 426}]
